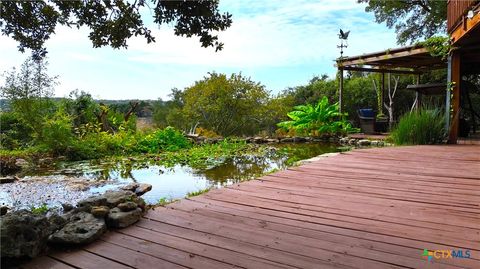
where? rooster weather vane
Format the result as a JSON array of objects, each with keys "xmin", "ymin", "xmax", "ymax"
[{"xmin": 337, "ymin": 29, "xmax": 350, "ymax": 58}]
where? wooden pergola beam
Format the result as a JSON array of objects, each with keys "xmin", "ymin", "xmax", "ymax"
[
  {"xmin": 340, "ymin": 66, "xmax": 421, "ymax": 75},
  {"xmin": 337, "ymin": 47, "xmax": 430, "ymax": 67}
]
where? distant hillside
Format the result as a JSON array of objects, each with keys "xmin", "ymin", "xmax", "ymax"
[{"xmin": 0, "ymin": 98, "xmax": 160, "ymax": 118}]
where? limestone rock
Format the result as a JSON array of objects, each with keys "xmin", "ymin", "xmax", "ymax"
[
  {"xmin": 48, "ymin": 213, "xmax": 68, "ymax": 233},
  {"xmin": 358, "ymin": 139, "xmax": 371, "ymax": 146},
  {"xmin": 134, "ymin": 183, "xmax": 152, "ymax": 196},
  {"xmin": 107, "ymin": 207, "xmax": 142, "ymax": 228},
  {"xmin": 77, "ymin": 196, "xmax": 107, "ymax": 208},
  {"xmin": 48, "ymin": 212, "xmax": 106, "ymax": 245},
  {"xmin": 15, "ymin": 158, "xmax": 29, "ymax": 167},
  {"xmin": 0, "ymin": 176, "xmax": 16, "ymax": 184},
  {"xmin": 135, "ymin": 197, "xmax": 147, "ymax": 211},
  {"xmin": 121, "ymin": 183, "xmax": 139, "ymax": 192},
  {"xmin": 91, "ymin": 206, "xmax": 110, "ymax": 217},
  {"xmin": 1, "ymin": 206, "xmax": 8, "ymax": 215},
  {"xmin": 61, "ymin": 203, "xmax": 74, "ymax": 212},
  {"xmin": 103, "ymin": 190, "xmax": 136, "ymax": 207},
  {"xmin": 253, "ymin": 137, "xmax": 266, "ymax": 144},
  {"xmin": 117, "ymin": 202, "xmax": 138, "ymax": 212},
  {"xmin": 293, "ymin": 137, "xmax": 307, "ymax": 142},
  {"xmin": 0, "ymin": 210, "xmax": 50, "ymax": 258},
  {"xmin": 77, "ymin": 190, "xmax": 135, "ymax": 209}
]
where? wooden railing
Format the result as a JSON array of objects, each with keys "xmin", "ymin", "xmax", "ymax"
[{"xmin": 448, "ymin": 0, "xmax": 479, "ymax": 33}]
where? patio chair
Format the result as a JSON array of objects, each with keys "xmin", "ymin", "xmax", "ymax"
[{"xmin": 357, "ymin": 109, "xmax": 376, "ymax": 134}]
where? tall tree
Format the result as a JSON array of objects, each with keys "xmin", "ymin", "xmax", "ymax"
[
  {"xmin": 0, "ymin": 0, "xmax": 232, "ymax": 59},
  {"xmin": 0, "ymin": 57, "xmax": 57, "ymax": 136},
  {"xmin": 358, "ymin": 0, "xmax": 447, "ymax": 44},
  {"xmin": 182, "ymin": 72, "xmax": 269, "ymax": 136}
]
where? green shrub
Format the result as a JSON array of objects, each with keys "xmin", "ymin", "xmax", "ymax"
[
  {"xmin": 138, "ymin": 127, "xmax": 191, "ymax": 153},
  {"xmin": 39, "ymin": 109, "xmax": 74, "ymax": 155},
  {"xmin": 390, "ymin": 108, "xmax": 445, "ymax": 145},
  {"xmin": 0, "ymin": 112, "xmax": 34, "ymax": 149}
]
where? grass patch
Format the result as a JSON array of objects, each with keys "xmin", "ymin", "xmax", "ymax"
[
  {"xmin": 156, "ymin": 197, "xmax": 176, "ymax": 206},
  {"xmin": 186, "ymin": 188, "xmax": 212, "ymax": 197},
  {"xmin": 390, "ymin": 108, "xmax": 445, "ymax": 145},
  {"xmin": 30, "ymin": 203, "xmax": 49, "ymax": 214}
]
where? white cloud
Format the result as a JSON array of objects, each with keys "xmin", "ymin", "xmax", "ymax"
[{"xmin": 0, "ymin": 0, "xmax": 398, "ymax": 99}]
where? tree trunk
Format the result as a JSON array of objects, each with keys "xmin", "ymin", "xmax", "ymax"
[
  {"xmin": 383, "ymin": 74, "xmax": 399, "ymax": 130},
  {"xmin": 124, "ymin": 102, "xmax": 139, "ymax": 122},
  {"xmin": 95, "ymin": 103, "xmax": 113, "ymax": 133}
]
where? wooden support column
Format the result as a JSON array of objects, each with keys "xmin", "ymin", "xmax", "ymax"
[
  {"xmin": 339, "ymin": 68, "xmax": 344, "ymax": 114},
  {"xmin": 445, "ymin": 55, "xmax": 452, "ymax": 135},
  {"xmin": 448, "ymin": 51, "xmax": 461, "ymax": 144},
  {"xmin": 380, "ymin": 72, "xmax": 385, "ymax": 115}
]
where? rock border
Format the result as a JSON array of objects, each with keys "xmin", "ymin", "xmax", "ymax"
[
  {"xmin": 0, "ymin": 184, "xmax": 152, "ymax": 262},
  {"xmin": 338, "ymin": 137, "xmax": 393, "ymax": 147},
  {"xmin": 186, "ymin": 134, "xmax": 340, "ymax": 145}
]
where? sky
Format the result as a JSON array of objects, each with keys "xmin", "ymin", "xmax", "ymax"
[{"xmin": 0, "ymin": 0, "xmax": 399, "ymax": 100}]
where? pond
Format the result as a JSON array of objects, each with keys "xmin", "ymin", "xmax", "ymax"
[{"xmin": 0, "ymin": 142, "xmax": 342, "ymax": 211}]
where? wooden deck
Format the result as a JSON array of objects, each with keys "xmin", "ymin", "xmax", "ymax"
[{"xmin": 23, "ymin": 145, "xmax": 480, "ymax": 269}]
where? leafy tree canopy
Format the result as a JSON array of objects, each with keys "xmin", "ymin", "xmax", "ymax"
[
  {"xmin": 358, "ymin": 0, "xmax": 446, "ymax": 44},
  {"xmin": 182, "ymin": 72, "xmax": 269, "ymax": 136},
  {"xmin": 0, "ymin": 0, "xmax": 232, "ymax": 59}
]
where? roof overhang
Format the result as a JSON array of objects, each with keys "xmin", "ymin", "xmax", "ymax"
[{"xmin": 449, "ymin": 1, "xmax": 480, "ymax": 46}]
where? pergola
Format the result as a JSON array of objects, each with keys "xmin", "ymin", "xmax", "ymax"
[{"xmin": 335, "ymin": 45, "xmax": 448, "ymax": 132}]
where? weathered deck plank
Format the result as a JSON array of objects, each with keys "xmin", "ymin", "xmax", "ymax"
[{"xmin": 22, "ymin": 145, "xmax": 480, "ymax": 268}]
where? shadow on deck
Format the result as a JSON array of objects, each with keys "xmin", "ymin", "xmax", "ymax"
[{"xmin": 22, "ymin": 145, "xmax": 480, "ymax": 269}]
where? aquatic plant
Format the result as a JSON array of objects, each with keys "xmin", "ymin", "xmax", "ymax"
[
  {"xmin": 156, "ymin": 139, "xmax": 255, "ymax": 169},
  {"xmin": 30, "ymin": 203, "xmax": 49, "ymax": 214},
  {"xmin": 138, "ymin": 127, "xmax": 191, "ymax": 153}
]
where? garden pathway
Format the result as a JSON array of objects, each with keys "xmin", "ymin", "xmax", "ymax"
[{"xmin": 23, "ymin": 145, "xmax": 480, "ymax": 269}]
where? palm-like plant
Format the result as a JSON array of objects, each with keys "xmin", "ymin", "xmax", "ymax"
[{"xmin": 278, "ymin": 96, "xmax": 358, "ymax": 136}]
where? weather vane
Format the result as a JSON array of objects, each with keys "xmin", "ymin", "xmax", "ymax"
[{"xmin": 337, "ymin": 29, "xmax": 350, "ymax": 58}]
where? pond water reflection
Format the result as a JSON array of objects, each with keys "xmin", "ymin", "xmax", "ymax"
[{"xmin": 0, "ymin": 143, "xmax": 341, "ymax": 209}]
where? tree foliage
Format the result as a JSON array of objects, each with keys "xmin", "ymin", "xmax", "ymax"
[
  {"xmin": 358, "ymin": 0, "xmax": 447, "ymax": 44},
  {"xmin": 0, "ymin": 57, "xmax": 57, "ymax": 137},
  {"xmin": 0, "ymin": 0, "xmax": 232, "ymax": 59},
  {"xmin": 181, "ymin": 73, "xmax": 270, "ymax": 136}
]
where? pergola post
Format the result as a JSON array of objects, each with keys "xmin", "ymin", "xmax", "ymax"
[
  {"xmin": 448, "ymin": 51, "xmax": 461, "ymax": 144},
  {"xmin": 380, "ymin": 72, "xmax": 385, "ymax": 115},
  {"xmin": 339, "ymin": 68, "xmax": 344, "ymax": 114}
]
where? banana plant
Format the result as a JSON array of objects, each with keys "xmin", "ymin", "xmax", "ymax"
[{"xmin": 278, "ymin": 96, "xmax": 358, "ymax": 136}]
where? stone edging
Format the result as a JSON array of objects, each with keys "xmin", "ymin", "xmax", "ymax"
[{"xmin": 0, "ymin": 183, "xmax": 152, "ymax": 262}]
